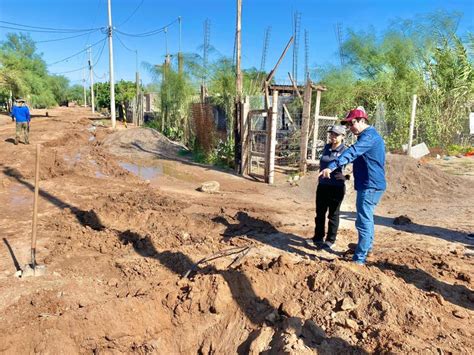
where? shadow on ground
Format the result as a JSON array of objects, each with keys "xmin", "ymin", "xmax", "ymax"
[{"xmin": 340, "ymin": 210, "xmax": 473, "ymax": 246}]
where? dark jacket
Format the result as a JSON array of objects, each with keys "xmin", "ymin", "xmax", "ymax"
[
  {"xmin": 319, "ymin": 143, "xmax": 346, "ymax": 186},
  {"xmin": 327, "ymin": 126, "xmax": 386, "ymax": 191}
]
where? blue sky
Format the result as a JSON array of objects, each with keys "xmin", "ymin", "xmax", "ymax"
[{"xmin": 1, "ymin": 0, "xmax": 473, "ymax": 86}]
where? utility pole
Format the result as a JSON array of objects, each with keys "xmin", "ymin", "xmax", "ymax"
[
  {"xmin": 235, "ymin": 0, "xmax": 243, "ymax": 172},
  {"xmin": 135, "ymin": 71, "xmax": 140, "ymax": 126},
  {"xmin": 88, "ymin": 46, "xmax": 95, "ymax": 113},
  {"xmin": 107, "ymin": 0, "xmax": 116, "ymax": 129},
  {"xmin": 236, "ymin": 0, "xmax": 242, "ymax": 101},
  {"xmin": 82, "ymin": 68, "xmax": 87, "ymax": 107}
]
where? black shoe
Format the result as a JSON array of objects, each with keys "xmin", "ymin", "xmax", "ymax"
[{"xmin": 306, "ymin": 239, "xmax": 324, "ymax": 249}]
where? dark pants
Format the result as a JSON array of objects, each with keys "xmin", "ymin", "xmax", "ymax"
[{"xmin": 314, "ymin": 183, "xmax": 345, "ymax": 243}]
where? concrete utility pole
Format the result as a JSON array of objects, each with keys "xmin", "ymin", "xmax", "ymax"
[
  {"xmin": 107, "ymin": 0, "xmax": 116, "ymax": 128},
  {"xmin": 88, "ymin": 46, "xmax": 95, "ymax": 113}
]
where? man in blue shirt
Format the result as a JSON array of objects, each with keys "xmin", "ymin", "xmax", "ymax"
[
  {"xmin": 319, "ymin": 107, "xmax": 386, "ymax": 265},
  {"xmin": 11, "ymin": 98, "xmax": 31, "ymax": 145}
]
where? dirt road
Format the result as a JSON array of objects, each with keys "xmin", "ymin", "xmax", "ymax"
[{"xmin": 0, "ymin": 107, "xmax": 473, "ymax": 354}]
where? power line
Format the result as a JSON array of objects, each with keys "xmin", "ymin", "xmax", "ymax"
[
  {"xmin": 80, "ymin": 0, "xmax": 105, "ymax": 67},
  {"xmin": 115, "ymin": 33, "xmax": 136, "ymax": 52},
  {"xmin": 0, "ymin": 21, "xmax": 101, "ymax": 33},
  {"xmin": 116, "ymin": 0, "xmax": 145, "ymax": 27},
  {"xmin": 115, "ymin": 33, "xmax": 139, "ymax": 72},
  {"xmin": 36, "ymin": 30, "xmax": 100, "ymax": 43},
  {"xmin": 51, "ymin": 66, "xmax": 87, "ymax": 75},
  {"xmin": 115, "ymin": 17, "xmax": 179, "ymax": 37},
  {"xmin": 47, "ymin": 37, "xmax": 106, "ymax": 66},
  {"xmin": 50, "ymin": 41, "xmax": 106, "ymax": 76}
]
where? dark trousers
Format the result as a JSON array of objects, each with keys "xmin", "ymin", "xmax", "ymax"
[{"xmin": 314, "ymin": 183, "xmax": 345, "ymax": 243}]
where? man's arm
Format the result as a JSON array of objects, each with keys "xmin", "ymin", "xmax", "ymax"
[
  {"xmin": 319, "ymin": 133, "xmax": 375, "ymax": 178},
  {"xmin": 26, "ymin": 107, "xmax": 31, "ymax": 122}
]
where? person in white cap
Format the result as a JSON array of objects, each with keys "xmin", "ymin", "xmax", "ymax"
[{"xmin": 308, "ymin": 124, "xmax": 347, "ymax": 250}]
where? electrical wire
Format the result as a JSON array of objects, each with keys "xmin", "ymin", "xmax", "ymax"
[
  {"xmin": 36, "ymin": 30, "xmax": 100, "ymax": 43},
  {"xmin": 115, "ymin": 17, "xmax": 179, "ymax": 37},
  {"xmin": 50, "ymin": 38, "xmax": 107, "ymax": 77},
  {"xmin": 115, "ymin": 33, "xmax": 139, "ymax": 72},
  {"xmin": 0, "ymin": 20, "xmax": 101, "ymax": 33},
  {"xmin": 47, "ymin": 37, "xmax": 106, "ymax": 66},
  {"xmin": 80, "ymin": 0, "xmax": 105, "ymax": 67},
  {"xmin": 116, "ymin": 0, "xmax": 145, "ymax": 27},
  {"xmin": 51, "ymin": 66, "xmax": 87, "ymax": 75}
]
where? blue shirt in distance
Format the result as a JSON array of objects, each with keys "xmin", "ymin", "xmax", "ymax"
[{"xmin": 11, "ymin": 105, "xmax": 31, "ymax": 123}]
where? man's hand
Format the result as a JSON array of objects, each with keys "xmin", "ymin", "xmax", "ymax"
[{"xmin": 318, "ymin": 168, "xmax": 332, "ymax": 179}]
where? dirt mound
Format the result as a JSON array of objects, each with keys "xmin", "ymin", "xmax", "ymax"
[
  {"xmin": 384, "ymin": 153, "xmax": 471, "ymax": 202},
  {"xmin": 293, "ymin": 153, "xmax": 472, "ymax": 205},
  {"xmin": 101, "ymin": 127, "xmax": 187, "ymax": 160}
]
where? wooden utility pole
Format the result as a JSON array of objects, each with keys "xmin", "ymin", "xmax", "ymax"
[
  {"xmin": 407, "ymin": 94, "xmax": 417, "ymax": 157},
  {"xmin": 299, "ymin": 80, "xmax": 312, "ymax": 173},
  {"xmin": 236, "ymin": 0, "xmax": 243, "ymax": 100},
  {"xmin": 240, "ymin": 97, "xmax": 250, "ymax": 175},
  {"xmin": 82, "ymin": 69, "xmax": 87, "ymax": 107},
  {"xmin": 265, "ymin": 90, "xmax": 278, "ymax": 184},
  {"xmin": 88, "ymin": 46, "xmax": 95, "ymax": 114},
  {"xmin": 31, "ymin": 144, "xmax": 40, "ymax": 269},
  {"xmin": 234, "ymin": 0, "xmax": 243, "ymax": 172},
  {"xmin": 311, "ymin": 89, "xmax": 322, "ymax": 160},
  {"xmin": 135, "ymin": 71, "xmax": 140, "ymax": 126}
]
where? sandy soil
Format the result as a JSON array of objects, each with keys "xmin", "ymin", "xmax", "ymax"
[{"xmin": 0, "ymin": 107, "xmax": 473, "ymax": 354}]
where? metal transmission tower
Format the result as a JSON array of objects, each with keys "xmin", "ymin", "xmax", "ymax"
[
  {"xmin": 292, "ymin": 11, "xmax": 301, "ymax": 85},
  {"xmin": 304, "ymin": 29, "xmax": 309, "ymax": 81},
  {"xmin": 260, "ymin": 26, "xmax": 271, "ymax": 72},
  {"xmin": 202, "ymin": 18, "xmax": 211, "ymax": 84},
  {"xmin": 334, "ymin": 22, "xmax": 344, "ymax": 66}
]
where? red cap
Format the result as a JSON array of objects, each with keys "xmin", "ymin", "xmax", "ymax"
[{"xmin": 342, "ymin": 106, "xmax": 368, "ymax": 122}]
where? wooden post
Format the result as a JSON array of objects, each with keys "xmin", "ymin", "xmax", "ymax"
[
  {"xmin": 236, "ymin": 0, "xmax": 243, "ymax": 100},
  {"xmin": 407, "ymin": 94, "xmax": 417, "ymax": 157},
  {"xmin": 31, "ymin": 144, "xmax": 40, "ymax": 268},
  {"xmin": 311, "ymin": 89, "xmax": 321, "ymax": 160},
  {"xmin": 299, "ymin": 80, "xmax": 312, "ymax": 173},
  {"xmin": 282, "ymin": 104, "xmax": 294, "ymax": 125},
  {"xmin": 240, "ymin": 96, "xmax": 250, "ymax": 175},
  {"xmin": 265, "ymin": 90, "xmax": 278, "ymax": 184},
  {"xmin": 135, "ymin": 71, "xmax": 140, "ymax": 126},
  {"xmin": 287, "ymin": 72, "xmax": 303, "ymax": 104}
]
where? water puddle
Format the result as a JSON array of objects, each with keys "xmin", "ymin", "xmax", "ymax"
[{"xmin": 118, "ymin": 162, "xmax": 163, "ymax": 180}]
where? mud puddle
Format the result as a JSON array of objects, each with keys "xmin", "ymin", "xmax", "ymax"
[{"xmin": 118, "ymin": 162, "xmax": 163, "ymax": 180}]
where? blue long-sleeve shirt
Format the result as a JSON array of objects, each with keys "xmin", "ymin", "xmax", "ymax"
[
  {"xmin": 11, "ymin": 105, "xmax": 31, "ymax": 123},
  {"xmin": 327, "ymin": 126, "xmax": 386, "ymax": 191}
]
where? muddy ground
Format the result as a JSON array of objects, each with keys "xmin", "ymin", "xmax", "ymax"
[{"xmin": 0, "ymin": 107, "xmax": 473, "ymax": 354}]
